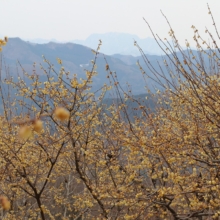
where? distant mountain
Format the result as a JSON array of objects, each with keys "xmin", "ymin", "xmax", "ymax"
[
  {"xmin": 2, "ymin": 38, "xmax": 207, "ymax": 96},
  {"xmin": 21, "ymin": 33, "xmax": 168, "ymax": 56},
  {"xmin": 24, "ymin": 38, "xmax": 62, "ymax": 44},
  {"xmin": 72, "ymin": 33, "xmax": 166, "ymax": 56},
  {"xmin": 1, "ymin": 38, "xmax": 168, "ymax": 94}
]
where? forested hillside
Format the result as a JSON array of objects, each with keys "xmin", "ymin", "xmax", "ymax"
[{"xmin": 1, "ymin": 38, "xmax": 168, "ymax": 94}]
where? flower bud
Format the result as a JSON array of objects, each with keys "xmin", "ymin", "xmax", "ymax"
[
  {"xmin": 0, "ymin": 196, "xmax": 10, "ymax": 211},
  {"xmin": 19, "ymin": 125, "xmax": 32, "ymax": 139},
  {"xmin": 33, "ymin": 120, "xmax": 43, "ymax": 133},
  {"xmin": 54, "ymin": 107, "xmax": 70, "ymax": 121}
]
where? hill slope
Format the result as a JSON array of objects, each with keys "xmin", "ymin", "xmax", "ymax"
[{"xmin": 1, "ymin": 38, "xmax": 167, "ymax": 94}]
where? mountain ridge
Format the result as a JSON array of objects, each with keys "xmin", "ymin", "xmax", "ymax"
[
  {"xmin": 1, "ymin": 38, "xmax": 158, "ymax": 94},
  {"xmin": 72, "ymin": 32, "xmax": 165, "ymax": 56},
  {"xmin": 18, "ymin": 32, "xmax": 166, "ymax": 56},
  {"xmin": 1, "ymin": 37, "xmax": 205, "ymax": 95}
]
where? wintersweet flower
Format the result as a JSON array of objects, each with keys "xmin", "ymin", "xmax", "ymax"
[
  {"xmin": 54, "ymin": 107, "xmax": 70, "ymax": 121},
  {"xmin": 19, "ymin": 125, "xmax": 32, "ymax": 139},
  {"xmin": 0, "ymin": 196, "xmax": 10, "ymax": 211},
  {"xmin": 56, "ymin": 58, "xmax": 62, "ymax": 65},
  {"xmin": 33, "ymin": 120, "xmax": 43, "ymax": 133}
]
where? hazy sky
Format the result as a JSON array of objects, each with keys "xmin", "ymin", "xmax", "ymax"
[{"xmin": 1, "ymin": 0, "xmax": 220, "ymax": 45}]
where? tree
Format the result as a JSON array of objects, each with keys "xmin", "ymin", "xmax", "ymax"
[{"xmin": 130, "ymin": 4, "xmax": 220, "ymax": 219}]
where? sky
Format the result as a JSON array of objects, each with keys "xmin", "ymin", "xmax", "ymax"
[{"xmin": 1, "ymin": 0, "xmax": 220, "ymax": 46}]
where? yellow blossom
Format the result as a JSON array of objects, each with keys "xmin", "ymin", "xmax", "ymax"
[
  {"xmin": 54, "ymin": 107, "xmax": 70, "ymax": 121},
  {"xmin": 19, "ymin": 125, "xmax": 32, "ymax": 139},
  {"xmin": 0, "ymin": 196, "xmax": 10, "ymax": 211},
  {"xmin": 56, "ymin": 58, "xmax": 62, "ymax": 65},
  {"xmin": 33, "ymin": 120, "xmax": 43, "ymax": 133}
]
